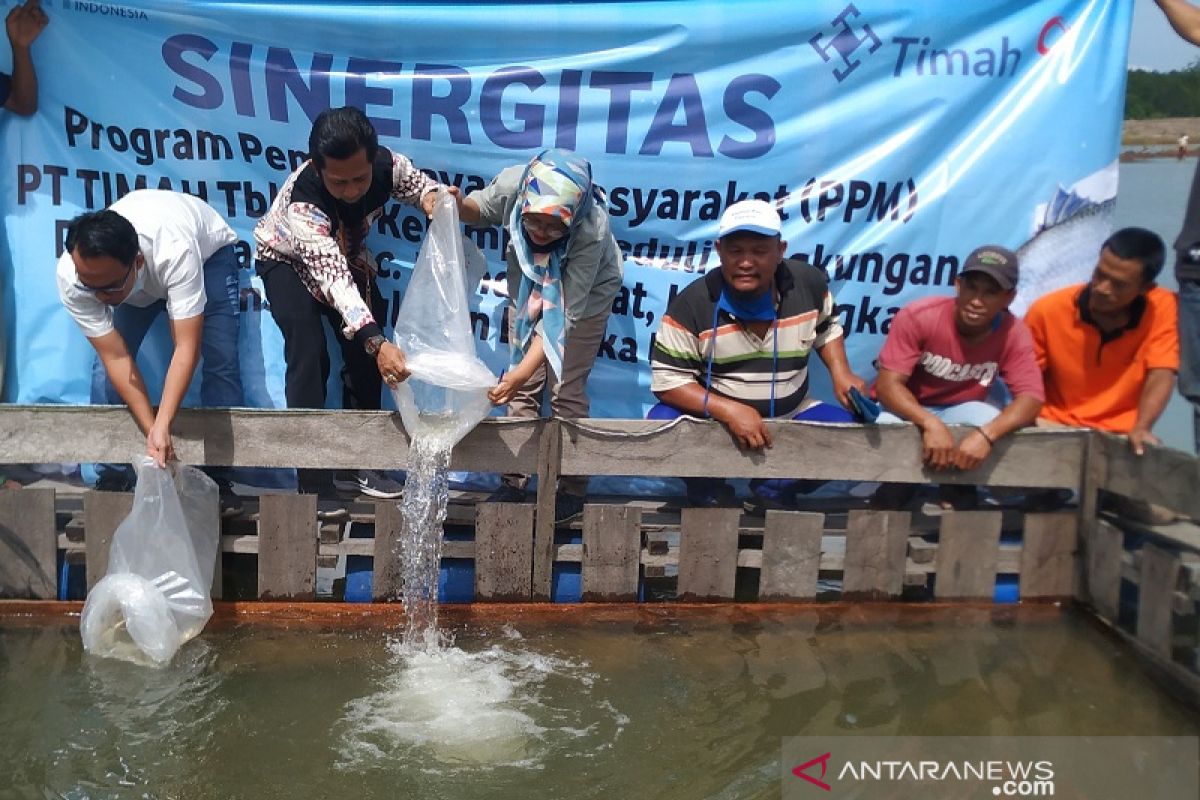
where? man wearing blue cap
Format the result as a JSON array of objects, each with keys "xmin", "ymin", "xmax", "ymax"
[{"xmin": 649, "ymin": 199, "xmax": 865, "ymax": 510}]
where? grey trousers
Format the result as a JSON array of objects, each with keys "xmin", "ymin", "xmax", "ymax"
[{"xmin": 502, "ymin": 307, "xmax": 610, "ymax": 496}]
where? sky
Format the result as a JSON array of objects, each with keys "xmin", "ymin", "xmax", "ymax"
[{"xmin": 1130, "ymin": 0, "xmax": 1200, "ymax": 71}]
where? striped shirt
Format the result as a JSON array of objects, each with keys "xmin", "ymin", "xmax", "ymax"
[{"xmin": 651, "ymin": 259, "xmax": 843, "ymax": 417}]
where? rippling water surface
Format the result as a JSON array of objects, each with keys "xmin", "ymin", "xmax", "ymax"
[{"xmin": 2, "ymin": 607, "xmax": 1197, "ymax": 799}]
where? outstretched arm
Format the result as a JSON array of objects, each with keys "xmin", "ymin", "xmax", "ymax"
[
  {"xmin": 1157, "ymin": 0, "xmax": 1200, "ymax": 46},
  {"xmin": 1129, "ymin": 368, "xmax": 1176, "ymax": 455},
  {"xmin": 875, "ymin": 368, "xmax": 957, "ymax": 470},
  {"xmin": 489, "ymin": 334, "xmax": 544, "ymax": 406},
  {"xmin": 655, "ymin": 383, "xmax": 774, "ymax": 451},
  {"xmin": 814, "ymin": 336, "xmax": 866, "ymax": 410},
  {"xmin": 4, "ymin": 0, "xmax": 48, "ymax": 116},
  {"xmin": 88, "ymin": 330, "xmax": 158, "ymax": 454},
  {"xmin": 146, "ymin": 315, "xmax": 204, "ymax": 467},
  {"xmin": 952, "ymin": 393, "xmax": 1043, "ymax": 471}
]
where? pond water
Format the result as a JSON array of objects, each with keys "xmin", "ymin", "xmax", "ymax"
[{"xmin": 2, "ymin": 606, "xmax": 1197, "ymax": 799}]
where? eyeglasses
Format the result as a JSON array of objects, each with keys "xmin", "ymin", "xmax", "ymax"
[
  {"xmin": 75, "ymin": 261, "xmax": 136, "ymax": 296},
  {"xmin": 521, "ymin": 216, "xmax": 568, "ymax": 239}
]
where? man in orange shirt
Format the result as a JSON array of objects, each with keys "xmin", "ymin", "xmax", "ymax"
[{"xmin": 1024, "ymin": 227, "xmax": 1179, "ymax": 455}]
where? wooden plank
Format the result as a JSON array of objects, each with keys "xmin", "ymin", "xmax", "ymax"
[
  {"xmin": 531, "ymin": 419, "xmax": 561, "ymax": 601},
  {"xmin": 934, "ymin": 511, "xmax": 1002, "ymax": 600},
  {"xmin": 475, "ymin": 503, "xmax": 535, "ymax": 601},
  {"xmin": 0, "ymin": 406, "xmax": 543, "ymax": 473},
  {"xmin": 557, "ymin": 419, "xmax": 1085, "ymax": 488},
  {"xmin": 1020, "ymin": 512, "xmax": 1078, "ymax": 598},
  {"xmin": 372, "ymin": 501, "xmax": 403, "ymax": 601},
  {"xmin": 1094, "ymin": 617, "xmax": 1200, "ymax": 713},
  {"xmin": 758, "ymin": 511, "xmax": 823, "ymax": 601},
  {"xmin": 581, "ymin": 505, "xmax": 642, "ymax": 602},
  {"xmin": 677, "ymin": 508, "xmax": 739, "ymax": 601},
  {"xmin": 1137, "ymin": 543, "xmax": 1181, "ymax": 659},
  {"xmin": 907, "ymin": 536, "xmax": 936, "ymax": 564},
  {"xmin": 207, "ymin": 513, "xmax": 224, "ymax": 602},
  {"xmin": 1087, "ymin": 519, "xmax": 1124, "ymax": 622},
  {"xmin": 257, "ymin": 494, "xmax": 317, "ymax": 600},
  {"xmin": 0, "ymin": 488, "xmax": 57, "ymax": 599},
  {"xmin": 83, "ymin": 491, "xmax": 134, "ymax": 592},
  {"xmin": 842, "ymin": 510, "xmax": 910, "ymax": 599},
  {"xmin": 1096, "ymin": 430, "xmax": 1200, "ymax": 521},
  {"xmin": 1076, "ymin": 432, "xmax": 1108, "ymax": 602}
]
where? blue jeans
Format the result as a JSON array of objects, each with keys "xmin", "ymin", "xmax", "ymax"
[
  {"xmin": 876, "ymin": 400, "xmax": 1001, "ymax": 427},
  {"xmin": 93, "ymin": 244, "xmax": 242, "ymax": 484},
  {"xmin": 1178, "ymin": 279, "xmax": 1200, "ymax": 451},
  {"xmin": 646, "ymin": 399, "xmax": 855, "ymax": 502}
]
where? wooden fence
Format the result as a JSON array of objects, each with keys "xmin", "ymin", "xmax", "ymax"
[{"xmin": 0, "ymin": 404, "xmax": 1198, "ymax": 693}]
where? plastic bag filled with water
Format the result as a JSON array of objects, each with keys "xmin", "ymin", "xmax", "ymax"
[
  {"xmin": 391, "ymin": 188, "xmax": 496, "ymax": 448},
  {"xmin": 80, "ymin": 457, "xmax": 219, "ymax": 667}
]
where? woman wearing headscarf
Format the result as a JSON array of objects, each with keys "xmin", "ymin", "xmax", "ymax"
[{"xmin": 460, "ymin": 149, "xmax": 623, "ymax": 523}]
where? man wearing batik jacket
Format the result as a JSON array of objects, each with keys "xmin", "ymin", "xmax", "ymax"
[{"xmin": 253, "ymin": 106, "xmax": 452, "ymax": 497}]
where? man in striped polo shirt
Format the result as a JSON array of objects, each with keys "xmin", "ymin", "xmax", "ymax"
[{"xmin": 649, "ymin": 199, "xmax": 865, "ymax": 509}]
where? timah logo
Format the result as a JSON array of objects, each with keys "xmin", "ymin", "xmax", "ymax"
[
  {"xmin": 792, "ymin": 752, "xmax": 833, "ymax": 792},
  {"xmin": 808, "ymin": 4, "xmax": 881, "ymax": 82},
  {"xmin": 66, "ymin": 1, "xmax": 149, "ymax": 21}
]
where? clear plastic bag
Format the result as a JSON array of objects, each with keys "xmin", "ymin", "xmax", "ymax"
[
  {"xmin": 80, "ymin": 457, "xmax": 219, "ymax": 667},
  {"xmin": 391, "ymin": 188, "xmax": 496, "ymax": 448}
]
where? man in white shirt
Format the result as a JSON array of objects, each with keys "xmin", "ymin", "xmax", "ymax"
[{"xmin": 57, "ymin": 190, "xmax": 243, "ymax": 505}]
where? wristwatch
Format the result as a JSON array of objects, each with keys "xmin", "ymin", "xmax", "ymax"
[{"xmin": 364, "ymin": 334, "xmax": 388, "ymax": 357}]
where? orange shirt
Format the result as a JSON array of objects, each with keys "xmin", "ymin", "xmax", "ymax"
[{"xmin": 1024, "ymin": 284, "xmax": 1178, "ymax": 433}]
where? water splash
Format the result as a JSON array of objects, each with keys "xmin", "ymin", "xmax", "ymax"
[
  {"xmin": 337, "ymin": 631, "xmax": 626, "ymax": 771},
  {"xmin": 397, "ymin": 416, "xmax": 460, "ymax": 649}
]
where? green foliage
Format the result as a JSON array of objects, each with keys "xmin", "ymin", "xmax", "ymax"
[{"xmin": 1126, "ymin": 63, "xmax": 1200, "ymax": 118}]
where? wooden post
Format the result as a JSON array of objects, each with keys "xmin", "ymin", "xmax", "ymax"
[
  {"xmin": 1075, "ymin": 431, "xmax": 1108, "ymax": 602},
  {"xmin": 842, "ymin": 510, "xmax": 910, "ymax": 599},
  {"xmin": 210, "ymin": 538, "xmax": 224, "ymax": 602},
  {"xmin": 934, "ymin": 511, "xmax": 1002, "ymax": 600},
  {"xmin": 257, "ymin": 494, "xmax": 317, "ymax": 600},
  {"xmin": 532, "ymin": 418, "xmax": 562, "ymax": 601},
  {"xmin": 1019, "ymin": 512, "xmax": 1078, "ymax": 599},
  {"xmin": 758, "ymin": 510, "xmax": 823, "ymax": 601},
  {"xmin": 581, "ymin": 505, "xmax": 642, "ymax": 602},
  {"xmin": 0, "ymin": 488, "xmax": 57, "ymax": 599},
  {"xmin": 1087, "ymin": 518, "xmax": 1124, "ymax": 622},
  {"xmin": 1137, "ymin": 543, "xmax": 1181, "ymax": 659},
  {"xmin": 372, "ymin": 500, "xmax": 403, "ymax": 601},
  {"xmin": 83, "ymin": 490, "xmax": 134, "ymax": 592},
  {"xmin": 677, "ymin": 507, "xmax": 739, "ymax": 601},
  {"xmin": 475, "ymin": 503, "xmax": 535, "ymax": 601}
]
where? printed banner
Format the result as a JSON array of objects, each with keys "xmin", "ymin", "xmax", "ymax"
[{"xmin": 0, "ymin": 0, "xmax": 1132, "ymax": 417}]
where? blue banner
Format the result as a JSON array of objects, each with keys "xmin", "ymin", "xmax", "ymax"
[{"xmin": 1, "ymin": 0, "xmax": 1132, "ymax": 417}]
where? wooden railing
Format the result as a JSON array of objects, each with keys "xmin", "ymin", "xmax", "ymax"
[{"xmin": 0, "ymin": 404, "xmax": 1198, "ymax": 695}]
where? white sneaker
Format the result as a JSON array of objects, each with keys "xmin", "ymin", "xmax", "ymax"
[{"xmin": 333, "ymin": 470, "xmax": 404, "ymax": 499}]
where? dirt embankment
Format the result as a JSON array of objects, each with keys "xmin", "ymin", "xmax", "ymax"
[{"xmin": 1122, "ymin": 118, "xmax": 1200, "ymax": 161}]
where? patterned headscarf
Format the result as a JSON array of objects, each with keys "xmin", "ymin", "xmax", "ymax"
[{"xmin": 508, "ymin": 148, "xmax": 600, "ymax": 380}]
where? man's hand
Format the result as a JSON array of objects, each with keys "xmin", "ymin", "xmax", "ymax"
[
  {"xmin": 953, "ymin": 428, "xmax": 993, "ymax": 471},
  {"xmin": 421, "ymin": 185, "xmax": 462, "ymax": 218},
  {"xmin": 831, "ymin": 369, "xmax": 868, "ymax": 411},
  {"xmin": 7, "ymin": 0, "xmax": 48, "ymax": 48},
  {"xmin": 147, "ymin": 421, "xmax": 175, "ymax": 468},
  {"xmin": 919, "ymin": 418, "xmax": 957, "ymax": 470},
  {"xmin": 376, "ymin": 342, "xmax": 410, "ymax": 387},
  {"xmin": 1128, "ymin": 426, "xmax": 1161, "ymax": 456},
  {"xmin": 720, "ymin": 403, "xmax": 773, "ymax": 451}
]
